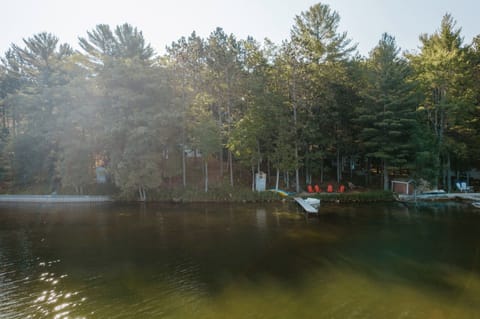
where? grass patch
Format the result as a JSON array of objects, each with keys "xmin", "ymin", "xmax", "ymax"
[{"xmin": 120, "ymin": 185, "xmax": 283, "ymax": 203}]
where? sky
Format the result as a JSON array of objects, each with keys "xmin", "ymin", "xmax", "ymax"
[{"xmin": 0, "ymin": 0, "xmax": 479, "ymax": 57}]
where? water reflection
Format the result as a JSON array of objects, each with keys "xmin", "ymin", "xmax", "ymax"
[
  {"xmin": 255, "ymin": 208, "xmax": 266, "ymax": 229},
  {"xmin": 0, "ymin": 256, "xmax": 87, "ymax": 319},
  {"xmin": 0, "ymin": 202, "xmax": 480, "ymax": 318}
]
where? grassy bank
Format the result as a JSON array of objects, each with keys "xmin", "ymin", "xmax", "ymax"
[
  {"xmin": 5, "ymin": 182, "xmax": 396, "ymax": 204},
  {"xmin": 117, "ymin": 186, "xmax": 282, "ymax": 203},
  {"xmin": 124, "ymin": 188, "xmax": 395, "ymax": 203}
]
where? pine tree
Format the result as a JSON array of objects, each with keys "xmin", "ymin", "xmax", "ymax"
[
  {"xmin": 409, "ymin": 14, "xmax": 473, "ymax": 189},
  {"xmin": 357, "ymin": 33, "xmax": 416, "ymax": 190}
]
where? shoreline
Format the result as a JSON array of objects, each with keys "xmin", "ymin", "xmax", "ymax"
[
  {"xmin": 0, "ymin": 195, "xmax": 112, "ymax": 203},
  {"xmin": 0, "ymin": 191, "xmax": 395, "ymax": 204},
  {"xmin": 397, "ymin": 192, "xmax": 480, "ymax": 202},
  {"xmin": 0, "ymin": 191, "xmax": 478, "ymax": 204}
]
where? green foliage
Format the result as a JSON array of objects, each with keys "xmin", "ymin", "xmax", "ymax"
[
  {"xmin": 0, "ymin": 8, "xmax": 479, "ymax": 198},
  {"xmin": 291, "ymin": 3, "xmax": 356, "ymax": 63},
  {"xmin": 228, "ymin": 114, "xmax": 260, "ymax": 166},
  {"xmin": 357, "ymin": 33, "xmax": 417, "ymax": 185},
  {"xmin": 408, "ymin": 14, "xmax": 476, "ymax": 188},
  {"xmin": 146, "ymin": 185, "xmax": 281, "ymax": 203},
  {"xmin": 79, "ymin": 23, "xmax": 154, "ymax": 63},
  {"xmin": 10, "ymin": 134, "xmax": 53, "ymax": 187},
  {"xmin": 56, "ymin": 141, "xmax": 94, "ymax": 193},
  {"xmin": 188, "ymin": 94, "xmax": 222, "ymax": 158}
]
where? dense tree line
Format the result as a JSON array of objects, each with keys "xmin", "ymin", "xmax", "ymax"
[{"xmin": 1, "ymin": 3, "xmax": 479, "ymax": 199}]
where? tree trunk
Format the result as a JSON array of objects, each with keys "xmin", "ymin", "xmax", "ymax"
[
  {"xmin": 275, "ymin": 168, "xmax": 280, "ymax": 191},
  {"xmin": 447, "ymin": 154, "xmax": 452, "ymax": 192},
  {"xmin": 383, "ymin": 160, "xmax": 389, "ymax": 191},
  {"xmin": 295, "ymin": 167, "xmax": 300, "ymax": 193},
  {"xmin": 229, "ymin": 150, "xmax": 234, "ymax": 186},
  {"xmin": 267, "ymin": 161, "xmax": 271, "ymax": 182},
  {"xmin": 320, "ymin": 158, "xmax": 324, "ymax": 183},
  {"xmin": 291, "ymin": 65, "xmax": 300, "ymax": 193},
  {"xmin": 204, "ymin": 159, "xmax": 209, "ymax": 193},
  {"xmin": 365, "ymin": 158, "xmax": 370, "ymax": 187},
  {"xmin": 251, "ymin": 165, "xmax": 255, "ymax": 191},
  {"xmin": 181, "ymin": 73, "xmax": 187, "ymax": 188},
  {"xmin": 294, "ymin": 142, "xmax": 300, "ymax": 193},
  {"xmin": 350, "ymin": 157, "xmax": 354, "ymax": 179},
  {"xmin": 257, "ymin": 141, "xmax": 261, "ymax": 174},
  {"xmin": 336, "ymin": 148, "xmax": 341, "ymax": 183},
  {"xmin": 219, "ymin": 151, "xmax": 223, "ymax": 180},
  {"xmin": 305, "ymin": 166, "xmax": 311, "ymax": 185},
  {"xmin": 2, "ymin": 101, "xmax": 6, "ymax": 130},
  {"xmin": 182, "ymin": 145, "xmax": 186, "ymax": 187},
  {"xmin": 433, "ymin": 151, "xmax": 440, "ymax": 189},
  {"xmin": 226, "ymin": 68, "xmax": 234, "ymax": 187},
  {"xmin": 441, "ymin": 156, "xmax": 446, "ymax": 190},
  {"xmin": 218, "ymin": 110, "xmax": 224, "ymax": 179},
  {"xmin": 138, "ymin": 185, "xmax": 146, "ymax": 201},
  {"xmin": 12, "ymin": 104, "xmax": 16, "ymax": 137}
]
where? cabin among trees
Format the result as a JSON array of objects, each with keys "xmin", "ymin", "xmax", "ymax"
[{"xmin": 0, "ymin": 3, "xmax": 479, "ymax": 200}]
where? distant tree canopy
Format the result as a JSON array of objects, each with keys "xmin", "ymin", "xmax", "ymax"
[{"xmin": 1, "ymin": 3, "xmax": 479, "ymax": 199}]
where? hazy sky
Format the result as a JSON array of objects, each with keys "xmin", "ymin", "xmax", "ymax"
[{"xmin": 1, "ymin": 0, "xmax": 478, "ymax": 57}]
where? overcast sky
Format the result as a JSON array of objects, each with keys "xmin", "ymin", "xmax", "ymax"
[{"xmin": 1, "ymin": 0, "xmax": 478, "ymax": 57}]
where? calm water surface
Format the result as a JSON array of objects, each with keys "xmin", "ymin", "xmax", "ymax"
[{"xmin": 1, "ymin": 202, "xmax": 480, "ymax": 318}]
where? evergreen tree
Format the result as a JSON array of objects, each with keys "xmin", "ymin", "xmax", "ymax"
[
  {"xmin": 228, "ymin": 37, "xmax": 281, "ymax": 189},
  {"xmin": 7, "ymin": 33, "xmax": 74, "ymax": 190},
  {"xmin": 289, "ymin": 2, "xmax": 357, "ymax": 186},
  {"xmin": 409, "ymin": 14, "xmax": 473, "ymax": 189},
  {"xmin": 205, "ymin": 28, "xmax": 243, "ymax": 186},
  {"xmin": 188, "ymin": 94, "xmax": 222, "ymax": 192},
  {"xmin": 79, "ymin": 24, "xmax": 175, "ymax": 200},
  {"xmin": 166, "ymin": 32, "xmax": 207, "ymax": 188},
  {"xmin": 291, "ymin": 2, "xmax": 356, "ymax": 63},
  {"xmin": 358, "ymin": 33, "xmax": 416, "ymax": 190}
]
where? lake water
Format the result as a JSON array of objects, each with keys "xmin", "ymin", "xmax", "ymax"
[{"xmin": 1, "ymin": 202, "xmax": 480, "ymax": 318}]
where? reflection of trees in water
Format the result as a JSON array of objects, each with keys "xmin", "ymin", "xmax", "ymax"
[
  {"xmin": 1, "ymin": 202, "xmax": 480, "ymax": 317},
  {"xmin": 255, "ymin": 208, "xmax": 266, "ymax": 229}
]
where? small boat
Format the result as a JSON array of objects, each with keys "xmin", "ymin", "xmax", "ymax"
[
  {"xmin": 472, "ymin": 202, "xmax": 480, "ymax": 208},
  {"xmin": 421, "ymin": 189, "xmax": 446, "ymax": 195},
  {"xmin": 268, "ymin": 189, "xmax": 293, "ymax": 197}
]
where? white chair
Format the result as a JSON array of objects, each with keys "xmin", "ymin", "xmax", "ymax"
[{"xmin": 456, "ymin": 182, "xmax": 473, "ymax": 192}]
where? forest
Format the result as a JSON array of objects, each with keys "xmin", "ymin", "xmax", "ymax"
[{"xmin": 0, "ymin": 3, "xmax": 479, "ymax": 200}]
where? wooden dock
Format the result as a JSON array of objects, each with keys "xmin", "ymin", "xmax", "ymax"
[
  {"xmin": 451, "ymin": 193, "xmax": 480, "ymax": 201},
  {"xmin": 293, "ymin": 197, "xmax": 318, "ymax": 214},
  {"xmin": 398, "ymin": 192, "xmax": 480, "ymax": 202}
]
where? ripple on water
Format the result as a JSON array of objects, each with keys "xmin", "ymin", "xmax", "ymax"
[
  {"xmin": 2, "ymin": 203, "xmax": 480, "ymax": 318},
  {"xmin": 0, "ymin": 258, "xmax": 88, "ymax": 319}
]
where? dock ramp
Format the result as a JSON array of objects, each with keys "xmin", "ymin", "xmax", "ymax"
[{"xmin": 294, "ymin": 197, "xmax": 318, "ymax": 214}]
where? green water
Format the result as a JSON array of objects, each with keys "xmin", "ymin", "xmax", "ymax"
[{"xmin": 1, "ymin": 202, "xmax": 480, "ymax": 318}]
